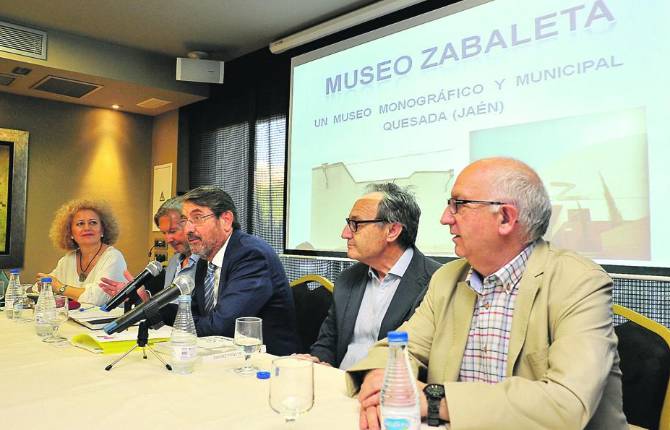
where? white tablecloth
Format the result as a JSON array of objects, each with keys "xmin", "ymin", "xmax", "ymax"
[{"xmin": 0, "ymin": 316, "xmax": 359, "ymax": 430}]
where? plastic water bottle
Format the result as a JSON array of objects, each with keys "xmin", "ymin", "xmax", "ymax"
[
  {"xmin": 34, "ymin": 277, "xmax": 56, "ymax": 337},
  {"xmin": 170, "ymin": 294, "xmax": 198, "ymax": 374},
  {"xmin": 380, "ymin": 331, "xmax": 420, "ymax": 430},
  {"xmin": 4, "ymin": 269, "xmax": 22, "ymax": 320}
]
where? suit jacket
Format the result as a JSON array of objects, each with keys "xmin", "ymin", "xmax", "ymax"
[
  {"xmin": 347, "ymin": 240, "xmax": 627, "ymax": 430},
  {"xmin": 311, "ymin": 248, "xmax": 440, "ymax": 367},
  {"xmin": 189, "ymin": 230, "xmax": 299, "ymax": 356}
]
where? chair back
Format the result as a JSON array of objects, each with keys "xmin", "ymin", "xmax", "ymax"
[
  {"xmin": 290, "ymin": 275, "xmax": 334, "ymax": 353},
  {"xmin": 614, "ymin": 304, "xmax": 670, "ymax": 430}
]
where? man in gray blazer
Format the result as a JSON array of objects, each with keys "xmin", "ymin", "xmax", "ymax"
[
  {"xmin": 149, "ymin": 197, "xmax": 199, "ymax": 294},
  {"xmin": 100, "ymin": 196, "xmax": 199, "ymax": 301},
  {"xmin": 305, "ymin": 183, "xmax": 441, "ymax": 369}
]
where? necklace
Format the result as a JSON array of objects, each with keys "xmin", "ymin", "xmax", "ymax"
[{"xmin": 78, "ymin": 243, "xmax": 104, "ymax": 282}]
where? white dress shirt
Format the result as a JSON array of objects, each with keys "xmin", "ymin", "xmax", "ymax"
[{"xmin": 339, "ymin": 247, "xmax": 414, "ymax": 370}]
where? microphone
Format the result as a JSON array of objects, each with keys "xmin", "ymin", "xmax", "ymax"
[
  {"xmin": 101, "ymin": 260, "xmax": 163, "ymax": 312},
  {"xmin": 103, "ymin": 275, "xmax": 194, "ymax": 335}
]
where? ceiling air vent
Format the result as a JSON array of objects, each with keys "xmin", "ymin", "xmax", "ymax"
[
  {"xmin": 137, "ymin": 98, "xmax": 171, "ymax": 109},
  {"xmin": 32, "ymin": 76, "xmax": 102, "ymax": 98},
  {"xmin": 0, "ymin": 73, "xmax": 16, "ymax": 86},
  {"xmin": 0, "ymin": 21, "xmax": 47, "ymax": 60}
]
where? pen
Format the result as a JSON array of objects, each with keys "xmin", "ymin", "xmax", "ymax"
[{"xmin": 79, "ymin": 306, "xmax": 97, "ymax": 312}]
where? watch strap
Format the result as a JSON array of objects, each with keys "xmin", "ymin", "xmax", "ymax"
[{"xmin": 426, "ymin": 399, "xmax": 441, "ymax": 426}]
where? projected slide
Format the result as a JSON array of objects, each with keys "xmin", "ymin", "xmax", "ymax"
[{"xmin": 287, "ymin": 0, "xmax": 670, "ymax": 269}]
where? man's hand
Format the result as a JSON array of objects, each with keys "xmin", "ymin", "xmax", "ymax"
[
  {"xmin": 99, "ymin": 271, "xmax": 149, "ymax": 302},
  {"xmin": 416, "ymin": 380, "xmax": 428, "ymax": 417},
  {"xmin": 358, "ymin": 368, "xmax": 385, "ymax": 430},
  {"xmin": 291, "ymin": 354, "xmax": 332, "ymax": 367}
]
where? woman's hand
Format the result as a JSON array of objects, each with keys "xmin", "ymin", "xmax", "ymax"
[{"xmin": 36, "ymin": 273, "xmax": 62, "ymax": 291}]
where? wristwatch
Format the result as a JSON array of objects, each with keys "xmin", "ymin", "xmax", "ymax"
[{"xmin": 423, "ymin": 384, "xmax": 445, "ymax": 427}]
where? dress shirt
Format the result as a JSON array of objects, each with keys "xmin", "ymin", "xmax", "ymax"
[
  {"xmin": 458, "ymin": 241, "xmax": 535, "ymax": 383},
  {"xmin": 208, "ymin": 236, "xmax": 230, "ymax": 309},
  {"xmin": 339, "ymin": 247, "xmax": 414, "ymax": 370},
  {"xmin": 164, "ymin": 253, "xmax": 199, "ymax": 303},
  {"xmin": 172, "ymin": 253, "xmax": 199, "ymax": 284}
]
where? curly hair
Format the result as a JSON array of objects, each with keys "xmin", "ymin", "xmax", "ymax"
[{"xmin": 49, "ymin": 199, "xmax": 120, "ymax": 251}]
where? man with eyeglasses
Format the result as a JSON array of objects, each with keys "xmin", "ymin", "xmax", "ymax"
[
  {"xmin": 349, "ymin": 158, "xmax": 626, "ymax": 430},
  {"xmin": 299, "ymin": 183, "xmax": 440, "ymax": 370},
  {"xmin": 100, "ymin": 196, "xmax": 198, "ymax": 303},
  {"xmin": 173, "ymin": 185, "xmax": 299, "ymax": 356}
]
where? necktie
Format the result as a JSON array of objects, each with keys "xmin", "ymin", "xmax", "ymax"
[{"xmin": 204, "ymin": 262, "xmax": 217, "ymax": 313}]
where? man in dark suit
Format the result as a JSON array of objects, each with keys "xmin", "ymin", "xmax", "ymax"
[
  {"xmin": 179, "ymin": 186, "xmax": 299, "ymax": 356},
  {"xmin": 305, "ymin": 183, "xmax": 441, "ymax": 369}
]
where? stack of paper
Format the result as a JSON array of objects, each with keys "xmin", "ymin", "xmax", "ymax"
[{"xmin": 154, "ymin": 336, "xmax": 266, "ymax": 362}]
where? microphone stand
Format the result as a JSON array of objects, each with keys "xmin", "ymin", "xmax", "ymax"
[{"xmin": 104, "ymin": 312, "xmax": 172, "ymax": 372}]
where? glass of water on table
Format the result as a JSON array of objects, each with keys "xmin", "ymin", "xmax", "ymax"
[
  {"xmin": 269, "ymin": 357, "xmax": 314, "ymax": 423},
  {"xmin": 233, "ymin": 316, "xmax": 262, "ymax": 375}
]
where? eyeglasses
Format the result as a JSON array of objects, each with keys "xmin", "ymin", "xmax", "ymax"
[
  {"xmin": 178, "ymin": 213, "xmax": 216, "ymax": 227},
  {"xmin": 447, "ymin": 198, "xmax": 507, "ymax": 214},
  {"xmin": 345, "ymin": 218, "xmax": 386, "ymax": 232}
]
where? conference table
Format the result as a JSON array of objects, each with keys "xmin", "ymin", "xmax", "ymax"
[{"xmin": 0, "ymin": 315, "xmax": 446, "ymax": 429}]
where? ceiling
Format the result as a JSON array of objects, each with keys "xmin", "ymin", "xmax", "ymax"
[
  {"xmin": 0, "ymin": 0, "xmax": 378, "ymax": 115},
  {"xmin": 0, "ymin": 0, "xmax": 379, "ymax": 59}
]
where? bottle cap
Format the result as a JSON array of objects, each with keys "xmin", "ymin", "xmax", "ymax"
[
  {"xmin": 388, "ymin": 331, "xmax": 408, "ymax": 343},
  {"xmin": 9, "ymin": 268, "xmax": 20, "ymax": 274},
  {"xmin": 256, "ymin": 371, "xmax": 271, "ymax": 380},
  {"xmin": 41, "ymin": 277, "xmax": 52, "ymax": 283}
]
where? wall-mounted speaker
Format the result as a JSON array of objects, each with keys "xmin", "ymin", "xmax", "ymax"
[{"xmin": 176, "ymin": 57, "xmax": 224, "ymax": 84}]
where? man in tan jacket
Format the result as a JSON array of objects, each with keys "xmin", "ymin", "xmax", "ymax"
[{"xmin": 348, "ymin": 157, "xmax": 627, "ymax": 430}]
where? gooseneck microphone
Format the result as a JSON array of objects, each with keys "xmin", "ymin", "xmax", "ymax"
[
  {"xmin": 103, "ymin": 275, "xmax": 195, "ymax": 335},
  {"xmin": 101, "ymin": 260, "xmax": 163, "ymax": 312}
]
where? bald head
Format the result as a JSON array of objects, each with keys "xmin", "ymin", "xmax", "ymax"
[
  {"xmin": 465, "ymin": 157, "xmax": 551, "ymax": 243},
  {"xmin": 463, "ymin": 158, "xmax": 541, "ymax": 184}
]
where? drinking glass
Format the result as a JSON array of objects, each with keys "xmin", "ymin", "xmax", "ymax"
[
  {"xmin": 43, "ymin": 295, "xmax": 69, "ymax": 345},
  {"xmin": 269, "ymin": 357, "xmax": 314, "ymax": 423},
  {"xmin": 16, "ymin": 284, "xmax": 37, "ymax": 322},
  {"xmin": 233, "ymin": 316, "xmax": 262, "ymax": 375}
]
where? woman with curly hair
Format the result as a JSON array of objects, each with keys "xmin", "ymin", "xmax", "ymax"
[{"xmin": 36, "ymin": 199, "xmax": 127, "ymax": 306}]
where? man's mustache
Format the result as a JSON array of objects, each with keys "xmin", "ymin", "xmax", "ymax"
[{"xmin": 187, "ymin": 233, "xmax": 201, "ymax": 241}]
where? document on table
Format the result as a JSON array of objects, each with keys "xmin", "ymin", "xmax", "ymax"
[{"xmin": 68, "ymin": 306, "xmax": 124, "ymax": 330}]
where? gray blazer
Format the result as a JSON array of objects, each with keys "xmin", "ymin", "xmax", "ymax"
[{"xmin": 310, "ymin": 248, "xmax": 440, "ymax": 367}]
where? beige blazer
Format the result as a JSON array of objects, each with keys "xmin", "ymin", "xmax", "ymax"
[{"xmin": 347, "ymin": 240, "xmax": 627, "ymax": 430}]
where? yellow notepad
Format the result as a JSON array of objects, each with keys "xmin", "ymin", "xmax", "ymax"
[{"xmin": 70, "ymin": 326, "xmax": 173, "ymax": 354}]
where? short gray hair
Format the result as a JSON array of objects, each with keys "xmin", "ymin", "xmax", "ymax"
[
  {"xmin": 366, "ymin": 182, "xmax": 421, "ymax": 249},
  {"xmin": 490, "ymin": 163, "xmax": 552, "ymax": 243},
  {"xmin": 153, "ymin": 197, "xmax": 183, "ymax": 227}
]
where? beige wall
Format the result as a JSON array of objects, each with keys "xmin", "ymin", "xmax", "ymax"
[
  {"xmin": 0, "ymin": 92, "xmax": 154, "ymax": 277},
  {"xmin": 150, "ymin": 110, "xmax": 180, "ymax": 261}
]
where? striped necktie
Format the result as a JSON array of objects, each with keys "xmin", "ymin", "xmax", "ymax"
[{"xmin": 204, "ymin": 262, "xmax": 217, "ymax": 313}]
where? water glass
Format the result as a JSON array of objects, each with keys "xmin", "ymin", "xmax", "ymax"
[
  {"xmin": 233, "ymin": 316, "xmax": 262, "ymax": 375},
  {"xmin": 43, "ymin": 295, "xmax": 69, "ymax": 345},
  {"xmin": 269, "ymin": 357, "xmax": 314, "ymax": 423}
]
